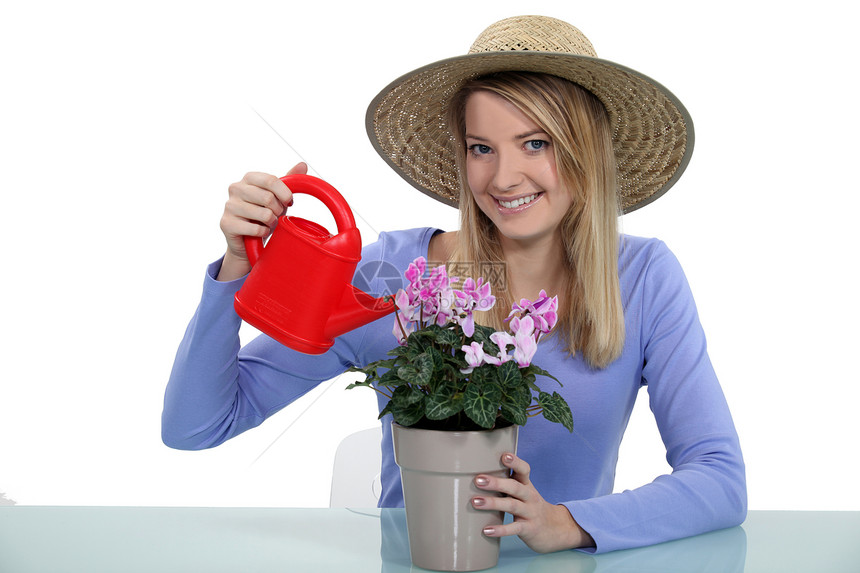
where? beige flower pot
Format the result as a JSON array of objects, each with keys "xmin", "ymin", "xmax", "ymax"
[{"xmin": 392, "ymin": 423, "xmax": 519, "ymax": 571}]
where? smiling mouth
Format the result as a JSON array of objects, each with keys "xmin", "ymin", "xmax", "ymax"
[{"xmin": 496, "ymin": 193, "xmax": 541, "ymax": 209}]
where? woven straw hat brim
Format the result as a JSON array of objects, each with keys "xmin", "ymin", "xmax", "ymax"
[{"xmin": 366, "ymin": 50, "xmax": 694, "ymax": 213}]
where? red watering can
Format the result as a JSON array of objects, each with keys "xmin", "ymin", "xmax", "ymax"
[{"xmin": 234, "ymin": 174, "xmax": 396, "ymax": 354}]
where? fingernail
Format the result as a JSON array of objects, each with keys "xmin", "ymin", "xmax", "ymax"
[
  {"xmin": 472, "ymin": 497, "xmax": 486, "ymax": 507},
  {"xmin": 483, "ymin": 527, "xmax": 495, "ymax": 536},
  {"xmin": 503, "ymin": 453, "xmax": 514, "ymax": 464},
  {"xmin": 475, "ymin": 476, "xmax": 489, "ymax": 487}
]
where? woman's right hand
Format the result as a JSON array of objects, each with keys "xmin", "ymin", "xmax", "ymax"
[{"xmin": 216, "ymin": 162, "xmax": 308, "ymax": 281}]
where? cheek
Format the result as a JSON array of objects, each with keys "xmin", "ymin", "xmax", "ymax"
[
  {"xmin": 465, "ymin": 161, "xmax": 490, "ymax": 196},
  {"xmin": 537, "ymin": 156, "xmax": 558, "ymax": 182}
]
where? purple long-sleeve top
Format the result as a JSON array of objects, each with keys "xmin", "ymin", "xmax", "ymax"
[{"xmin": 163, "ymin": 227, "xmax": 746, "ymax": 553}]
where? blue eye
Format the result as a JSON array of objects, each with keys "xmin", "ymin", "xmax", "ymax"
[
  {"xmin": 526, "ymin": 140, "xmax": 548, "ymax": 151},
  {"xmin": 468, "ymin": 144, "xmax": 492, "ymax": 156}
]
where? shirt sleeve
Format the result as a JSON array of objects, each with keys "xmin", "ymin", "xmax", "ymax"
[
  {"xmin": 161, "ymin": 227, "xmax": 437, "ymax": 451},
  {"xmin": 564, "ymin": 241, "xmax": 747, "ymax": 553},
  {"xmin": 161, "ymin": 255, "xmax": 361, "ymax": 450}
]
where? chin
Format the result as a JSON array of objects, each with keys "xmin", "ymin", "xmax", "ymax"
[{"xmin": 493, "ymin": 225, "xmax": 556, "ymax": 245}]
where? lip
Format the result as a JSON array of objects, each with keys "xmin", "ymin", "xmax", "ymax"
[{"xmin": 493, "ymin": 192, "xmax": 544, "ymax": 214}]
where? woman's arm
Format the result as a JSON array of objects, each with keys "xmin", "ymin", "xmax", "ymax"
[
  {"xmin": 563, "ymin": 242, "xmax": 747, "ymax": 553},
  {"xmin": 162, "ymin": 162, "xmax": 350, "ymax": 450},
  {"xmin": 469, "ymin": 241, "xmax": 746, "ymax": 554},
  {"xmin": 161, "ymin": 258, "xmax": 350, "ymax": 449}
]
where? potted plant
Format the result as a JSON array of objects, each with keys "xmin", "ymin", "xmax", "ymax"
[{"xmin": 349, "ymin": 256, "xmax": 572, "ymax": 571}]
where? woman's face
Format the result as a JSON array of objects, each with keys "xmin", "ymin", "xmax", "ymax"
[{"xmin": 464, "ymin": 90, "xmax": 572, "ymax": 246}]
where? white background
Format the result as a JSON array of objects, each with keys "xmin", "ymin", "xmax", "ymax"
[{"xmin": 1, "ymin": 0, "xmax": 857, "ymax": 510}]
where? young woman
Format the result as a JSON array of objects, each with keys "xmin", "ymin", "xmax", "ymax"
[{"xmin": 163, "ymin": 15, "xmax": 746, "ymax": 554}]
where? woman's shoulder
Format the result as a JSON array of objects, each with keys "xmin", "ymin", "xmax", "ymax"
[
  {"xmin": 618, "ymin": 234, "xmax": 677, "ymax": 266},
  {"xmin": 618, "ymin": 233, "xmax": 688, "ymax": 285},
  {"xmin": 361, "ymin": 227, "xmax": 444, "ymax": 265},
  {"xmin": 428, "ymin": 230, "xmax": 457, "ymax": 263}
]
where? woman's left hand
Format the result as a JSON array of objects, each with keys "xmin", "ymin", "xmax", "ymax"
[{"xmin": 472, "ymin": 453, "xmax": 595, "ymax": 553}]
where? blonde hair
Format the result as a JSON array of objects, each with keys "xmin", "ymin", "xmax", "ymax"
[{"xmin": 447, "ymin": 72, "xmax": 624, "ymax": 368}]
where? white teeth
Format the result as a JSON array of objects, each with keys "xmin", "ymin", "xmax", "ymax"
[{"xmin": 498, "ymin": 193, "xmax": 538, "ymax": 209}]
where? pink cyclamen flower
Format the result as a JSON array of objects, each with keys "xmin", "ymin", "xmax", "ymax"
[
  {"xmin": 404, "ymin": 257, "xmax": 427, "ymax": 286},
  {"xmin": 484, "ymin": 331, "xmax": 515, "ymax": 365},
  {"xmin": 453, "ymin": 277, "xmax": 495, "ymax": 337},
  {"xmin": 459, "ymin": 312, "xmax": 476, "ymax": 338},
  {"xmin": 530, "ymin": 291, "xmax": 559, "ymax": 333},
  {"xmin": 512, "ymin": 315, "xmax": 538, "ymax": 367},
  {"xmin": 394, "ymin": 288, "xmax": 420, "ymax": 323},
  {"xmin": 461, "ymin": 277, "xmax": 496, "ymax": 311},
  {"xmin": 508, "ymin": 289, "xmax": 558, "ymax": 335},
  {"xmin": 396, "ymin": 257, "xmax": 460, "ymax": 332},
  {"xmin": 460, "ymin": 341, "xmax": 486, "ymax": 374}
]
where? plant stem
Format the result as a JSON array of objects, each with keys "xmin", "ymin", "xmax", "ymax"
[
  {"xmin": 368, "ymin": 386, "xmax": 393, "ymax": 400},
  {"xmin": 395, "ymin": 313, "xmax": 410, "ymax": 342}
]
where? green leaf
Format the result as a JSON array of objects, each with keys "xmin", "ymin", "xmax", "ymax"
[
  {"xmin": 386, "ymin": 385, "xmax": 426, "ymax": 427},
  {"xmin": 434, "ymin": 327, "xmax": 461, "ymax": 347},
  {"xmin": 471, "ymin": 326, "xmax": 500, "ymax": 355},
  {"xmin": 391, "ymin": 401, "xmax": 424, "ymax": 427},
  {"xmin": 527, "ymin": 364, "xmax": 562, "ymax": 386},
  {"xmin": 389, "ymin": 345, "xmax": 410, "ymax": 357},
  {"xmin": 500, "ymin": 401, "xmax": 528, "ymax": 426},
  {"xmin": 397, "ymin": 365, "xmax": 418, "ymax": 381},
  {"xmin": 425, "ymin": 385, "xmax": 464, "ymax": 420},
  {"xmin": 425, "ymin": 346, "xmax": 445, "ymax": 372},
  {"xmin": 378, "ymin": 368, "xmax": 405, "ymax": 388},
  {"xmin": 470, "ymin": 364, "xmax": 491, "ymax": 385},
  {"xmin": 498, "ymin": 360, "xmax": 522, "ymax": 388},
  {"xmin": 464, "ymin": 382, "xmax": 502, "ymax": 429},
  {"xmin": 405, "ymin": 340, "xmax": 425, "ymax": 361},
  {"xmin": 506, "ymin": 384, "xmax": 532, "ymax": 408},
  {"xmin": 392, "ymin": 384, "xmax": 425, "ymax": 406},
  {"xmin": 538, "ymin": 391, "xmax": 574, "ymax": 432},
  {"xmin": 413, "ymin": 352, "xmax": 435, "ymax": 386},
  {"xmin": 522, "ymin": 370, "xmax": 541, "ymax": 392},
  {"xmin": 442, "ymin": 352, "xmax": 465, "ymax": 368},
  {"xmin": 499, "ymin": 384, "xmax": 530, "ymax": 426},
  {"xmin": 378, "ymin": 401, "xmax": 393, "ymax": 420}
]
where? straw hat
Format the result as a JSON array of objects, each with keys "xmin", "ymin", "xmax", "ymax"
[{"xmin": 366, "ymin": 15, "xmax": 693, "ymax": 213}]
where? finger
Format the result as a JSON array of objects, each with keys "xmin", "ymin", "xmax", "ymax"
[
  {"xmin": 482, "ymin": 520, "xmax": 526, "ymax": 539},
  {"xmin": 224, "ymin": 190, "xmax": 284, "ymax": 228},
  {"xmin": 281, "ymin": 162, "xmax": 308, "ymax": 207},
  {"xmin": 240, "ymin": 172, "xmax": 293, "ymax": 209},
  {"xmin": 228, "ymin": 178, "xmax": 283, "ymax": 211},
  {"xmin": 222, "ymin": 215, "xmax": 270, "ymax": 241},
  {"xmin": 285, "ymin": 161, "xmax": 308, "ymax": 176},
  {"xmin": 474, "ymin": 474, "xmax": 530, "ymax": 501},
  {"xmin": 502, "ymin": 453, "xmax": 532, "ymax": 485},
  {"xmin": 471, "ymin": 494, "xmax": 524, "ymax": 515}
]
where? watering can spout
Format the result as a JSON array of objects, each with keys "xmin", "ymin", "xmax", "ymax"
[{"xmin": 324, "ymin": 283, "xmax": 397, "ymax": 341}]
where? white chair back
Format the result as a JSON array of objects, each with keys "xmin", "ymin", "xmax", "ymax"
[{"xmin": 329, "ymin": 427, "xmax": 382, "ymax": 507}]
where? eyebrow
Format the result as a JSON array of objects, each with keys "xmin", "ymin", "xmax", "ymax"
[{"xmin": 464, "ymin": 129, "xmax": 549, "ymax": 141}]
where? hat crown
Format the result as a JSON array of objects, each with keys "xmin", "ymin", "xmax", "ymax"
[{"xmin": 468, "ymin": 15, "xmax": 598, "ymax": 58}]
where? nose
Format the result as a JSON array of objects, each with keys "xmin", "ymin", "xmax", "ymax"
[{"xmin": 492, "ymin": 151, "xmax": 525, "ymax": 192}]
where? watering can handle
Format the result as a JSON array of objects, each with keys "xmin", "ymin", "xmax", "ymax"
[{"xmin": 243, "ymin": 174, "xmax": 357, "ymax": 266}]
